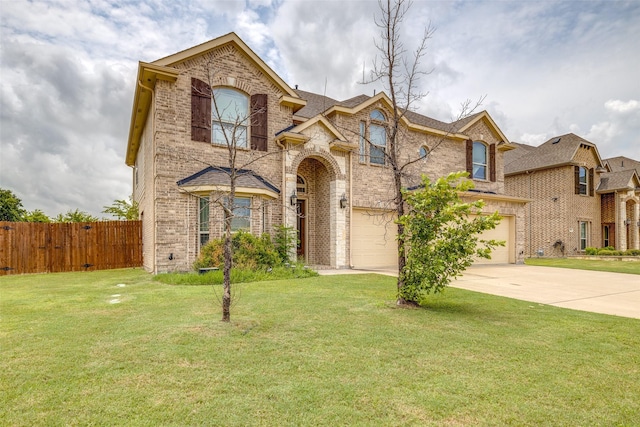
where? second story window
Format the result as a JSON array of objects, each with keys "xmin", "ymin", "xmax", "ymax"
[
  {"xmin": 472, "ymin": 141, "xmax": 487, "ymax": 180},
  {"xmin": 369, "ymin": 110, "xmax": 386, "ymax": 165},
  {"xmin": 574, "ymin": 166, "xmax": 593, "ymax": 196},
  {"xmin": 578, "ymin": 166, "xmax": 587, "ymax": 195},
  {"xmin": 212, "ymin": 88, "xmax": 248, "ymax": 148}
]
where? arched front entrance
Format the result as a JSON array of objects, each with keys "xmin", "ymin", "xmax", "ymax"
[{"xmin": 296, "ymin": 157, "xmax": 332, "ymax": 266}]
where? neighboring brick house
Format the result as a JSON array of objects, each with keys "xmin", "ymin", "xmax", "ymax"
[
  {"xmin": 504, "ymin": 134, "xmax": 640, "ymax": 256},
  {"xmin": 125, "ymin": 32, "xmax": 527, "ymax": 273}
]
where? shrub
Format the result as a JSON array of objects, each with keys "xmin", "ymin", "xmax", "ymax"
[
  {"xmin": 193, "ymin": 230, "xmax": 282, "ymax": 270},
  {"xmin": 624, "ymin": 249, "xmax": 640, "ymax": 256},
  {"xmin": 274, "ymin": 224, "xmax": 298, "ymax": 263},
  {"xmin": 585, "ymin": 247, "xmax": 598, "ymax": 255},
  {"xmin": 596, "ymin": 249, "xmax": 622, "ymax": 256}
]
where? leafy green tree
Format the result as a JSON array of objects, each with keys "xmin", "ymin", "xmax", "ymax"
[
  {"xmin": 398, "ymin": 172, "xmax": 504, "ymax": 304},
  {"xmin": 102, "ymin": 197, "xmax": 139, "ymax": 220},
  {"xmin": 0, "ymin": 188, "xmax": 26, "ymax": 221},
  {"xmin": 54, "ymin": 209, "xmax": 100, "ymax": 223},
  {"xmin": 23, "ymin": 209, "xmax": 51, "ymax": 223}
]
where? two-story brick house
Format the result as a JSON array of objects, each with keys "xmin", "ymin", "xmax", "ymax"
[
  {"xmin": 125, "ymin": 33, "xmax": 527, "ymax": 273},
  {"xmin": 504, "ymin": 134, "xmax": 640, "ymax": 256}
]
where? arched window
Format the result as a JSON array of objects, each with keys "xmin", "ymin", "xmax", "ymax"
[
  {"xmin": 212, "ymin": 88, "xmax": 249, "ymax": 148},
  {"xmin": 296, "ymin": 175, "xmax": 307, "ymax": 194},
  {"xmin": 419, "ymin": 145, "xmax": 429, "ymax": 160},
  {"xmin": 472, "ymin": 141, "xmax": 487, "ymax": 180},
  {"xmin": 369, "ymin": 110, "xmax": 386, "ymax": 165}
]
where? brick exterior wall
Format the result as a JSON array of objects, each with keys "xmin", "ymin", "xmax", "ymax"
[
  {"xmin": 131, "ymin": 37, "xmax": 526, "ymax": 272},
  {"xmin": 505, "ymin": 145, "xmax": 602, "ymax": 256}
]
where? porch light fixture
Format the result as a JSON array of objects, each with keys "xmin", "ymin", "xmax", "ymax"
[
  {"xmin": 339, "ymin": 194, "xmax": 348, "ymax": 209},
  {"xmin": 290, "ymin": 192, "xmax": 297, "ymax": 206}
]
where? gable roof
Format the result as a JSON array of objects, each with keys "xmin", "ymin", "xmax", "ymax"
[
  {"xmin": 505, "ymin": 133, "xmax": 603, "ymax": 175},
  {"xmin": 126, "ymin": 32, "xmax": 306, "ymax": 166},
  {"xmin": 596, "ymin": 169, "xmax": 640, "ymax": 193},
  {"xmin": 293, "ymin": 89, "xmax": 507, "ymax": 142},
  {"xmin": 603, "ymin": 156, "xmax": 640, "ymax": 175}
]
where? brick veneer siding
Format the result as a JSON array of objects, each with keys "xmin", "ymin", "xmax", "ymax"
[
  {"xmin": 132, "ymin": 39, "xmax": 525, "ymax": 271},
  {"xmin": 140, "ymin": 45, "xmax": 293, "ymax": 272},
  {"xmin": 505, "ymin": 145, "xmax": 601, "ymax": 257}
]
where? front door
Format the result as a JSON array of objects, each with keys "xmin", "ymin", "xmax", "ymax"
[{"xmin": 296, "ymin": 200, "xmax": 306, "ymax": 259}]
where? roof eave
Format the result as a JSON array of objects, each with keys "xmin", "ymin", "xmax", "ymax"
[{"xmin": 125, "ymin": 62, "xmax": 179, "ymax": 166}]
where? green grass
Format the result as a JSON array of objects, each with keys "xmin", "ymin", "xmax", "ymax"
[
  {"xmin": 2, "ymin": 269, "xmax": 639, "ymax": 426},
  {"xmin": 525, "ymin": 257, "xmax": 640, "ymax": 274}
]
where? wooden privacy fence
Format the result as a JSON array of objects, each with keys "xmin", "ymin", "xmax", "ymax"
[{"xmin": 0, "ymin": 221, "xmax": 142, "ymax": 275}]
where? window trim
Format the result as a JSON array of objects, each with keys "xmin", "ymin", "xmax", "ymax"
[
  {"xmin": 419, "ymin": 145, "xmax": 429, "ymax": 160},
  {"xmin": 212, "ymin": 87, "xmax": 249, "ymax": 148},
  {"xmin": 368, "ymin": 109, "xmax": 387, "ymax": 166},
  {"xmin": 230, "ymin": 196, "xmax": 251, "ymax": 232},
  {"xmin": 579, "ymin": 221, "xmax": 588, "ymax": 251},
  {"xmin": 472, "ymin": 141, "xmax": 488, "ymax": 180},
  {"xmin": 199, "ymin": 196, "xmax": 210, "ymax": 251},
  {"xmin": 578, "ymin": 166, "xmax": 588, "ymax": 195}
]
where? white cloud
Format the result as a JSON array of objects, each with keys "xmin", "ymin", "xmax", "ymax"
[
  {"xmin": 605, "ymin": 99, "xmax": 639, "ymax": 114},
  {"xmin": 2, "ymin": 0, "xmax": 640, "ymax": 217}
]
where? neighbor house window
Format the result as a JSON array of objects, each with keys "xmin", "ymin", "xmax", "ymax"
[
  {"xmin": 369, "ymin": 110, "xmax": 386, "ymax": 165},
  {"xmin": 472, "ymin": 141, "xmax": 488, "ymax": 180},
  {"xmin": 212, "ymin": 88, "xmax": 248, "ymax": 148},
  {"xmin": 359, "ymin": 121, "xmax": 366, "ymax": 163},
  {"xmin": 578, "ymin": 166, "xmax": 587, "ymax": 195},
  {"xmin": 579, "ymin": 221, "xmax": 588, "ymax": 251},
  {"xmin": 231, "ymin": 197, "xmax": 251, "ymax": 231},
  {"xmin": 199, "ymin": 196, "xmax": 210, "ymax": 249}
]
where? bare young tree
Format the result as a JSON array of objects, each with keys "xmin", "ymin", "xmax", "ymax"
[
  {"xmin": 186, "ymin": 62, "xmax": 302, "ymax": 322},
  {"xmin": 364, "ymin": 0, "xmax": 484, "ymax": 306}
]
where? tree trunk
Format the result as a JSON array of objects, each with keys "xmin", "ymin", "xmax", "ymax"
[{"xmin": 222, "ymin": 209, "xmax": 232, "ymax": 322}]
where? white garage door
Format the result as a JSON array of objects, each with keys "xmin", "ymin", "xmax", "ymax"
[
  {"xmin": 473, "ymin": 214, "xmax": 514, "ymax": 264},
  {"xmin": 351, "ymin": 209, "xmax": 398, "ymax": 269}
]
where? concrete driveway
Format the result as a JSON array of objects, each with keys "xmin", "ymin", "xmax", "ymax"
[{"xmin": 319, "ymin": 264, "xmax": 640, "ymax": 319}]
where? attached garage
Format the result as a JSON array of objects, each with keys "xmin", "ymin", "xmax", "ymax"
[
  {"xmin": 351, "ymin": 209, "xmax": 398, "ymax": 269},
  {"xmin": 473, "ymin": 214, "xmax": 515, "ymax": 264}
]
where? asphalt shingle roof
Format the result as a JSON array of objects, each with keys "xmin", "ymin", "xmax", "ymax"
[
  {"xmin": 603, "ymin": 156, "xmax": 640, "ymax": 175},
  {"xmin": 504, "ymin": 133, "xmax": 596, "ymax": 175},
  {"xmin": 597, "ymin": 169, "xmax": 638, "ymax": 192},
  {"xmin": 177, "ymin": 167, "xmax": 280, "ymax": 193},
  {"xmin": 293, "ymin": 89, "xmax": 480, "ymax": 134}
]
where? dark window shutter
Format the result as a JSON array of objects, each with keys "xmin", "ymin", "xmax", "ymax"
[
  {"xmin": 191, "ymin": 78, "xmax": 211, "ymax": 143},
  {"xmin": 489, "ymin": 144, "xmax": 496, "ymax": 182},
  {"xmin": 466, "ymin": 140, "xmax": 473, "ymax": 176},
  {"xmin": 574, "ymin": 166, "xmax": 580, "ymax": 195},
  {"xmin": 589, "ymin": 168, "xmax": 594, "ymax": 196},
  {"xmin": 251, "ymin": 94, "xmax": 268, "ymax": 151}
]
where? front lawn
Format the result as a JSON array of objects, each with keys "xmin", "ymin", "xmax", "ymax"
[
  {"xmin": 525, "ymin": 257, "xmax": 640, "ymax": 274},
  {"xmin": 2, "ymin": 269, "xmax": 639, "ymax": 426}
]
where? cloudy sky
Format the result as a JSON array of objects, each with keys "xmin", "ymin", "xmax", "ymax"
[{"xmin": 1, "ymin": 0, "xmax": 639, "ymax": 217}]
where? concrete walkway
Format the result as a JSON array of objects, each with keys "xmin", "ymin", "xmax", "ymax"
[{"xmin": 318, "ymin": 265, "xmax": 640, "ymax": 319}]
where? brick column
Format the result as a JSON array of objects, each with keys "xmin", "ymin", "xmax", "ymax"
[
  {"xmin": 633, "ymin": 201, "xmax": 640, "ymax": 250},
  {"xmin": 618, "ymin": 196, "xmax": 627, "ymax": 251}
]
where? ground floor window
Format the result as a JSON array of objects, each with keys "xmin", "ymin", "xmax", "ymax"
[
  {"xmin": 231, "ymin": 197, "xmax": 251, "ymax": 231},
  {"xmin": 199, "ymin": 196, "xmax": 210, "ymax": 250},
  {"xmin": 579, "ymin": 221, "xmax": 588, "ymax": 251},
  {"xmin": 603, "ymin": 225, "xmax": 610, "ymax": 247}
]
